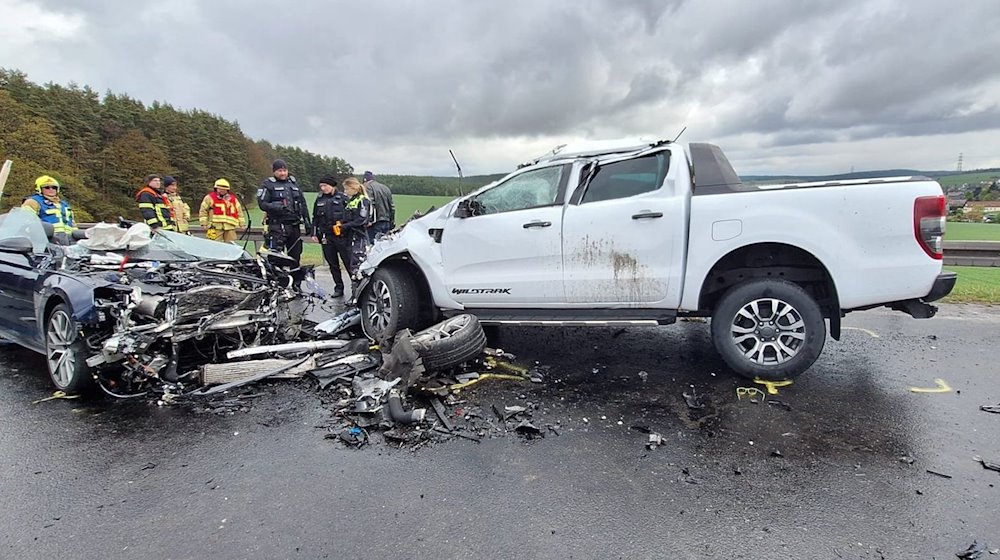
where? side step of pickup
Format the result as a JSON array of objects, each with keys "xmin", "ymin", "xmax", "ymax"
[{"xmin": 450, "ymin": 308, "xmax": 677, "ymax": 326}]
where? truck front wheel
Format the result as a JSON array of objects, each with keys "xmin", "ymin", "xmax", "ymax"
[
  {"xmin": 360, "ymin": 267, "xmax": 421, "ymax": 342},
  {"xmin": 710, "ymin": 279, "xmax": 826, "ymax": 381}
]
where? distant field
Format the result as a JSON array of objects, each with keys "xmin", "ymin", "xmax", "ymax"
[
  {"xmin": 245, "ymin": 193, "xmax": 453, "ymax": 227},
  {"xmin": 945, "ymin": 222, "xmax": 1000, "ymax": 241},
  {"xmin": 935, "ymin": 172, "xmax": 999, "ymax": 189},
  {"xmin": 243, "ymin": 193, "xmax": 454, "ymax": 266}
]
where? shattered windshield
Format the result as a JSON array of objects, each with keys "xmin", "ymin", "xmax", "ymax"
[
  {"xmin": 0, "ymin": 209, "xmax": 52, "ymax": 254},
  {"xmin": 145, "ymin": 230, "xmax": 248, "ymax": 261},
  {"xmin": 63, "ymin": 225, "xmax": 250, "ymax": 262}
]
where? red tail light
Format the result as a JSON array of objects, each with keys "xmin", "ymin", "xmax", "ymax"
[{"xmin": 913, "ymin": 195, "xmax": 946, "ymax": 260}]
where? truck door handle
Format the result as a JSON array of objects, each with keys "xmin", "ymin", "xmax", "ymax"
[
  {"xmin": 523, "ymin": 221, "xmax": 552, "ymax": 229},
  {"xmin": 631, "ymin": 212, "xmax": 663, "ymax": 220}
]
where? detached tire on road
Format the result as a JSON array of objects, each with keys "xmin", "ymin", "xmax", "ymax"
[
  {"xmin": 45, "ymin": 303, "xmax": 93, "ymax": 393},
  {"xmin": 360, "ymin": 266, "xmax": 421, "ymax": 342},
  {"xmin": 710, "ymin": 279, "xmax": 826, "ymax": 381},
  {"xmin": 411, "ymin": 314, "xmax": 487, "ymax": 371}
]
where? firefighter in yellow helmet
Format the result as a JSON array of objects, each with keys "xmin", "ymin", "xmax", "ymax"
[
  {"xmin": 199, "ymin": 178, "xmax": 247, "ymax": 242},
  {"xmin": 22, "ymin": 175, "xmax": 75, "ymax": 243}
]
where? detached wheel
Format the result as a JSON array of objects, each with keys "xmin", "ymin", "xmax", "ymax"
[
  {"xmin": 360, "ymin": 266, "xmax": 421, "ymax": 342},
  {"xmin": 45, "ymin": 303, "xmax": 92, "ymax": 393},
  {"xmin": 710, "ymin": 279, "xmax": 825, "ymax": 381},
  {"xmin": 411, "ymin": 314, "xmax": 487, "ymax": 371}
]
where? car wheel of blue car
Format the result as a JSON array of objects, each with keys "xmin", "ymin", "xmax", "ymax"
[{"xmin": 45, "ymin": 303, "xmax": 92, "ymax": 393}]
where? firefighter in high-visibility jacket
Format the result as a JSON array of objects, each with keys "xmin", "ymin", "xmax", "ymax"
[
  {"xmin": 199, "ymin": 178, "xmax": 246, "ymax": 242},
  {"xmin": 135, "ymin": 174, "xmax": 176, "ymax": 231},
  {"xmin": 21, "ymin": 175, "xmax": 75, "ymax": 243}
]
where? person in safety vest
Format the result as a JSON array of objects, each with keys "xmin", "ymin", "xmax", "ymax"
[
  {"xmin": 257, "ymin": 159, "xmax": 311, "ymax": 265},
  {"xmin": 22, "ymin": 175, "xmax": 75, "ymax": 244},
  {"xmin": 311, "ymin": 175, "xmax": 350, "ymax": 297},
  {"xmin": 340, "ymin": 176, "xmax": 372, "ymax": 281},
  {"xmin": 199, "ymin": 178, "xmax": 246, "ymax": 243},
  {"xmin": 135, "ymin": 174, "xmax": 176, "ymax": 231},
  {"xmin": 163, "ymin": 176, "xmax": 192, "ymax": 234}
]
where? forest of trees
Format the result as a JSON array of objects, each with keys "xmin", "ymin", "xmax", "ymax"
[
  {"xmin": 0, "ymin": 68, "xmax": 519, "ymax": 223},
  {"xmin": 0, "ymin": 69, "xmax": 352, "ymax": 222}
]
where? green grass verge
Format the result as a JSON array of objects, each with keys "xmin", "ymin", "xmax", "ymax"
[
  {"xmin": 946, "ymin": 221, "xmax": 1000, "ymax": 241},
  {"xmin": 942, "ymin": 266, "xmax": 1000, "ymax": 304},
  {"xmin": 246, "ymin": 193, "xmax": 454, "ymax": 227},
  {"xmin": 252, "ymin": 194, "xmax": 454, "ymax": 266}
]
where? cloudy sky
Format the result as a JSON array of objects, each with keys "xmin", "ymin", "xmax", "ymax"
[{"xmin": 3, "ymin": 0, "xmax": 1000, "ymax": 177}]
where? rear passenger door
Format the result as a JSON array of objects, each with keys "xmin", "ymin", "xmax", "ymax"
[{"xmin": 561, "ymin": 150, "xmax": 682, "ymax": 305}]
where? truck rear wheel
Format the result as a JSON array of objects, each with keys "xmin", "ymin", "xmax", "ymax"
[
  {"xmin": 360, "ymin": 267, "xmax": 421, "ymax": 342},
  {"xmin": 710, "ymin": 279, "xmax": 825, "ymax": 380}
]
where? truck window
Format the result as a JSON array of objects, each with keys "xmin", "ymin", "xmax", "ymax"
[
  {"xmin": 473, "ymin": 165, "xmax": 564, "ymax": 215},
  {"xmin": 579, "ymin": 153, "xmax": 668, "ymax": 204}
]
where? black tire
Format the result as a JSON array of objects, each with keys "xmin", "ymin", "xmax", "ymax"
[
  {"xmin": 44, "ymin": 303, "xmax": 93, "ymax": 393},
  {"xmin": 360, "ymin": 266, "xmax": 421, "ymax": 342},
  {"xmin": 411, "ymin": 314, "xmax": 487, "ymax": 371},
  {"xmin": 710, "ymin": 279, "xmax": 826, "ymax": 381}
]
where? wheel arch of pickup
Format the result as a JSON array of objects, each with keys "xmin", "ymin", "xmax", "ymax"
[
  {"xmin": 695, "ymin": 242, "xmax": 842, "ymax": 340},
  {"xmin": 372, "ymin": 252, "xmax": 440, "ymax": 326}
]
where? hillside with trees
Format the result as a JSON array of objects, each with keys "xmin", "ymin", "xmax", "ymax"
[{"xmin": 0, "ymin": 69, "xmax": 352, "ymax": 222}]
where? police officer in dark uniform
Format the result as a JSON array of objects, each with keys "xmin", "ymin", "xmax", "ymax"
[
  {"xmin": 311, "ymin": 175, "xmax": 351, "ymax": 298},
  {"xmin": 258, "ymin": 159, "xmax": 311, "ymax": 265}
]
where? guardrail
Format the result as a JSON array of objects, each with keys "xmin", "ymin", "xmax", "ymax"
[
  {"xmin": 75, "ymin": 225, "xmax": 1000, "ymax": 266},
  {"xmin": 943, "ymin": 240, "xmax": 1000, "ymax": 267}
]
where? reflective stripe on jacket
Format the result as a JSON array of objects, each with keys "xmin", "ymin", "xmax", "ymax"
[
  {"xmin": 26, "ymin": 193, "xmax": 74, "ymax": 233},
  {"xmin": 136, "ymin": 186, "xmax": 176, "ymax": 230},
  {"xmin": 202, "ymin": 191, "xmax": 243, "ymax": 229}
]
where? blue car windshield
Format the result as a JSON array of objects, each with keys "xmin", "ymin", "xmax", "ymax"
[{"xmin": 0, "ymin": 209, "xmax": 52, "ymax": 254}]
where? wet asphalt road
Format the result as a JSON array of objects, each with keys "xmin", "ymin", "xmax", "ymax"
[{"xmin": 1, "ymin": 303, "xmax": 998, "ymax": 559}]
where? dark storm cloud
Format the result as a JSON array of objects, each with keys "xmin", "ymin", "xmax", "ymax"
[{"xmin": 5, "ymin": 0, "xmax": 1000, "ymax": 173}]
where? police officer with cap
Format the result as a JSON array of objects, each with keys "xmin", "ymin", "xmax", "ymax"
[
  {"xmin": 257, "ymin": 159, "xmax": 311, "ymax": 265},
  {"xmin": 311, "ymin": 175, "xmax": 350, "ymax": 297}
]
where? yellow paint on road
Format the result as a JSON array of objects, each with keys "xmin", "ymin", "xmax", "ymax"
[
  {"xmin": 909, "ymin": 378, "xmax": 952, "ymax": 393},
  {"xmin": 753, "ymin": 378, "xmax": 793, "ymax": 395},
  {"xmin": 32, "ymin": 390, "xmax": 81, "ymax": 404}
]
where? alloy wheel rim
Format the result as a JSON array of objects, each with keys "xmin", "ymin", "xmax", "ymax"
[
  {"xmin": 46, "ymin": 310, "xmax": 77, "ymax": 387},
  {"xmin": 729, "ymin": 298, "xmax": 806, "ymax": 365},
  {"xmin": 365, "ymin": 279, "xmax": 392, "ymax": 334},
  {"xmin": 413, "ymin": 314, "xmax": 471, "ymax": 344}
]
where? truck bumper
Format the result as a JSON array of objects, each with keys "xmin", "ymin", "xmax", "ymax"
[
  {"xmin": 886, "ymin": 271, "xmax": 957, "ymax": 319},
  {"xmin": 923, "ymin": 271, "xmax": 957, "ymax": 303}
]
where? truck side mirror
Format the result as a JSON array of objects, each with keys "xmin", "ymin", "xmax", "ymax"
[{"xmin": 454, "ymin": 199, "xmax": 473, "ymax": 219}]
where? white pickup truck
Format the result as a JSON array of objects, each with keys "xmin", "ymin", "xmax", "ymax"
[{"xmin": 355, "ymin": 139, "xmax": 955, "ymax": 380}]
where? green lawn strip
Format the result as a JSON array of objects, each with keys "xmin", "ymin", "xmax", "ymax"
[
  {"xmin": 245, "ymin": 193, "xmax": 454, "ymax": 228},
  {"xmin": 945, "ymin": 222, "xmax": 1000, "ymax": 241},
  {"xmin": 942, "ymin": 266, "xmax": 1000, "ymax": 304}
]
